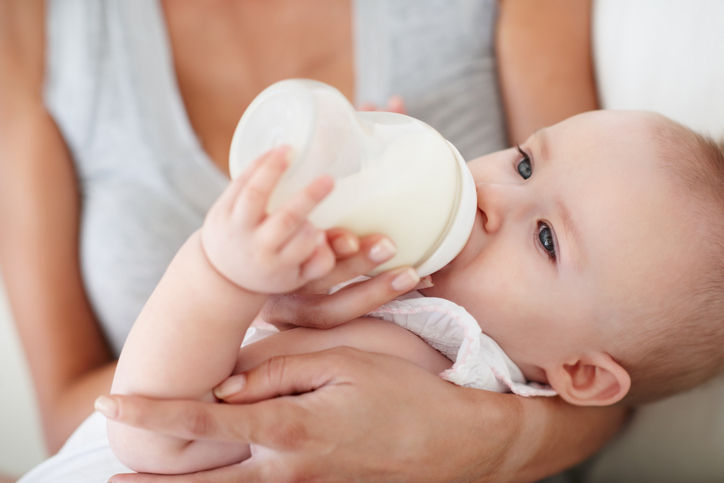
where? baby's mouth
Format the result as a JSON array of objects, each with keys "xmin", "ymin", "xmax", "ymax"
[
  {"xmin": 479, "ymin": 208, "xmax": 488, "ymax": 227},
  {"xmin": 428, "ymin": 209, "xmax": 485, "ymax": 288},
  {"xmin": 456, "ymin": 209, "xmax": 486, "ymax": 259}
]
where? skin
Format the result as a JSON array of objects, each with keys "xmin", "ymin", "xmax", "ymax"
[
  {"xmin": 497, "ymin": 0, "xmax": 599, "ymax": 144},
  {"xmin": 425, "ymin": 110, "xmax": 706, "ymax": 405},
  {"xmin": 163, "ymin": 0, "xmax": 355, "ymax": 175},
  {"xmin": 107, "ymin": 148, "xmax": 451, "ymax": 473},
  {"xmin": 0, "ymin": 0, "xmax": 117, "ymax": 451},
  {"xmin": 104, "ymin": 357, "xmax": 627, "ymax": 482},
  {"xmin": 0, "ymin": 0, "xmax": 377, "ymax": 451},
  {"xmin": 1, "ymin": 0, "xmax": 629, "ymax": 479},
  {"xmin": 106, "ymin": 112, "xmax": 671, "ymax": 475}
]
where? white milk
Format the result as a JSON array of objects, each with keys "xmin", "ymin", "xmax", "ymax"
[
  {"xmin": 231, "ymin": 79, "xmax": 476, "ymax": 276},
  {"xmin": 278, "ymin": 131, "xmax": 458, "ymax": 273}
]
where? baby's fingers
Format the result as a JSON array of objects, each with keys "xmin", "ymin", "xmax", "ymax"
[
  {"xmin": 213, "ymin": 148, "xmax": 277, "ymax": 215},
  {"xmin": 258, "ymin": 175, "xmax": 334, "ymax": 248},
  {"xmin": 279, "ymin": 222, "xmax": 325, "ymax": 265},
  {"xmin": 300, "ymin": 241, "xmax": 335, "ymax": 282},
  {"xmin": 232, "ymin": 146, "xmax": 290, "ymax": 225}
]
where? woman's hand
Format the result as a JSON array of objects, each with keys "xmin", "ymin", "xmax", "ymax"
[
  {"xmin": 99, "ymin": 348, "xmax": 514, "ymax": 482},
  {"xmin": 358, "ymin": 95, "xmax": 407, "ymax": 114},
  {"xmin": 261, "ymin": 228, "xmax": 430, "ymax": 329},
  {"xmin": 99, "ymin": 348, "xmax": 628, "ymax": 482}
]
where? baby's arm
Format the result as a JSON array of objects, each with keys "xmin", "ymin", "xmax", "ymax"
[
  {"xmin": 108, "ymin": 148, "xmax": 336, "ymax": 474},
  {"xmin": 231, "ymin": 317, "xmax": 452, "ymax": 379}
]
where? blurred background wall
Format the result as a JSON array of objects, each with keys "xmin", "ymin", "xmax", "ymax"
[{"xmin": 0, "ymin": 276, "xmax": 47, "ymax": 479}]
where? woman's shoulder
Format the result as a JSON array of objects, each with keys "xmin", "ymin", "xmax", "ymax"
[{"xmin": 0, "ymin": 0, "xmax": 44, "ymax": 105}]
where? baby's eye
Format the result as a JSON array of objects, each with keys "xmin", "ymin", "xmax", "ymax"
[
  {"xmin": 516, "ymin": 145, "xmax": 532, "ymax": 180},
  {"xmin": 538, "ymin": 222, "xmax": 557, "ymax": 261}
]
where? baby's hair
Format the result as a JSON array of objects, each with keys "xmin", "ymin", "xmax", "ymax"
[{"xmin": 620, "ymin": 118, "xmax": 724, "ymax": 405}]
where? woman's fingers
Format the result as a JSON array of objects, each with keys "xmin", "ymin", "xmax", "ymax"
[
  {"xmin": 259, "ymin": 232, "xmax": 409, "ymax": 328},
  {"xmin": 106, "ymin": 349, "xmax": 499, "ymax": 482},
  {"xmin": 109, "ymin": 460, "xmax": 275, "ymax": 483},
  {"xmin": 326, "ymin": 227, "xmax": 360, "ymax": 258},
  {"xmin": 386, "ymin": 95, "xmax": 406, "ymax": 114},
  {"xmin": 97, "ymin": 392, "xmax": 322, "ymax": 454},
  {"xmin": 261, "ymin": 265, "xmax": 421, "ymax": 328},
  {"xmin": 96, "ymin": 350, "xmax": 343, "ymax": 443},
  {"xmin": 109, "ymin": 463, "xmax": 246, "ymax": 483},
  {"xmin": 219, "ymin": 349, "xmax": 345, "ymax": 404},
  {"xmin": 96, "ymin": 395, "xmax": 254, "ymax": 444},
  {"xmin": 300, "ymin": 234, "xmax": 396, "ymax": 293},
  {"xmin": 357, "ymin": 95, "xmax": 406, "ymax": 114}
]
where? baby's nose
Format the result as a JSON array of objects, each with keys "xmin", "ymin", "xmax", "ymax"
[{"xmin": 476, "ymin": 183, "xmax": 528, "ymax": 233}]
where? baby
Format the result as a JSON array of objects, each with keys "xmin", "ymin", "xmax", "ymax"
[{"xmin": 107, "ymin": 110, "xmax": 724, "ymax": 474}]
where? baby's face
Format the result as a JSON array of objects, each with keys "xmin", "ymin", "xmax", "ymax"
[{"xmin": 422, "ymin": 111, "xmax": 702, "ymax": 379}]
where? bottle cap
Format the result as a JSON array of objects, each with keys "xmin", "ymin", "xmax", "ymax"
[{"xmin": 414, "ymin": 141, "xmax": 476, "ymax": 277}]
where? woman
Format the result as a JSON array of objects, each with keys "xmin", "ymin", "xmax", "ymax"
[{"xmin": 2, "ymin": 1, "xmax": 626, "ymax": 480}]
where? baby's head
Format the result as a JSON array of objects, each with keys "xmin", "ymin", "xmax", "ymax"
[{"xmin": 423, "ymin": 110, "xmax": 724, "ymax": 406}]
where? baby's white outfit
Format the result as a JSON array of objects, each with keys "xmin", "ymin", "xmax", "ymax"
[{"xmin": 368, "ymin": 292, "xmax": 556, "ymax": 397}]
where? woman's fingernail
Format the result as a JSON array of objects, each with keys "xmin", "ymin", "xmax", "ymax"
[
  {"xmin": 369, "ymin": 238, "xmax": 396, "ymax": 263},
  {"xmin": 332, "ymin": 235, "xmax": 359, "ymax": 256},
  {"xmin": 94, "ymin": 396, "xmax": 118, "ymax": 419},
  {"xmin": 416, "ymin": 275, "xmax": 434, "ymax": 289},
  {"xmin": 213, "ymin": 375, "xmax": 246, "ymax": 400},
  {"xmin": 391, "ymin": 268, "xmax": 420, "ymax": 291}
]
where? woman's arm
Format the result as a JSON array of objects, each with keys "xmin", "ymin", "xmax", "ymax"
[
  {"xmin": 496, "ymin": 0, "xmax": 599, "ymax": 144},
  {"xmin": 494, "ymin": 393, "xmax": 627, "ymax": 480},
  {"xmin": 0, "ymin": 0, "xmax": 116, "ymax": 453},
  {"xmin": 100, "ymin": 348, "xmax": 627, "ymax": 482}
]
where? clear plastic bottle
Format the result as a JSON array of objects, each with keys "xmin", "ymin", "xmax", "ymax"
[{"xmin": 229, "ymin": 79, "xmax": 476, "ymax": 276}]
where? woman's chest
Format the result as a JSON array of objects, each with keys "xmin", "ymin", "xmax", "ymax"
[{"xmin": 162, "ymin": 0, "xmax": 355, "ymax": 174}]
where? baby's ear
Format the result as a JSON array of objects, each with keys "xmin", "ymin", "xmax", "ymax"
[{"xmin": 545, "ymin": 352, "xmax": 631, "ymax": 406}]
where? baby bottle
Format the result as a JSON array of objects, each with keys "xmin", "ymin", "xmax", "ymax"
[{"xmin": 229, "ymin": 79, "xmax": 476, "ymax": 277}]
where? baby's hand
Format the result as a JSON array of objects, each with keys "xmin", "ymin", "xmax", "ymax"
[{"xmin": 201, "ymin": 147, "xmax": 335, "ymax": 294}]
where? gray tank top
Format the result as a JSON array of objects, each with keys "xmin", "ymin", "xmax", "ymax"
[{"xmin": 44, "ymin": 0, "xmax": 506, "ymax": 355}]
